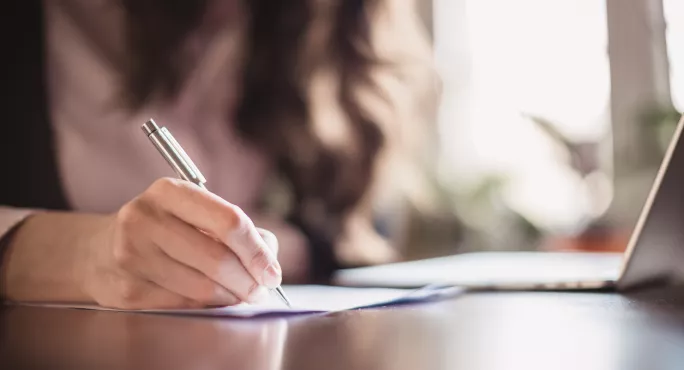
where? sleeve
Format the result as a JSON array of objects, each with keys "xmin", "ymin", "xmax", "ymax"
[
  {"xmin": 0, "ymin": 207, "xmax": 36, "ymax": 272},
  {"xmin": 0, "ymin": 207, "xmax": 34, "ymax": 239}
]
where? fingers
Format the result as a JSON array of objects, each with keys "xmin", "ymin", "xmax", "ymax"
[
  {"xmin": 140, "ymin": 245, "xmax": 242, "ymax": 307},
  {"xmin": 257, "ymin": 228, "xmax": 279, "ymax": 256},
  {"xmin": 103, "ymin": 278, "xmax": 199, "ymax": 310},
  {"xmin": 150, "ymin": 214, "xmax": 268, "ymax": 303},
  {"xmin": 144, "ymin": 178, "xmax": 282, "ymax": 288}
]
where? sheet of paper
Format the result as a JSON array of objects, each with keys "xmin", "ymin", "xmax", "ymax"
[{"xmin": 16, "ymin": 285, "xmax": 463, "ymax": 317}]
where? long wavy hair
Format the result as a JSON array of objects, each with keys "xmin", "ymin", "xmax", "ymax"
[{"xmin": 119, "ymin": 0, "xmax": 421, "ymax": 270}]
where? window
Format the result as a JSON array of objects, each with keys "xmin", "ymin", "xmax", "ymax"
[
  {"xmin": 434, "ymin": 0, "xmax": 611, "ymax": 242},
  {"xmin": 664, "ymin": 0, "xmax": 684, "ymax": 111}
]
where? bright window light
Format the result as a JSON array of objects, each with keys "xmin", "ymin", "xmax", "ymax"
[
  {"xmin": 434, "ymin": 0, "xmax": 610, "ymax": 233},
  {"xmin": 664, "ymin": 0, "xmax": 684, "ymax": 112}
]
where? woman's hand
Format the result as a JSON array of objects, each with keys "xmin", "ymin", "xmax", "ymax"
[
  {"xmin": 82, "ymin": 178, "xmax": 283, "ymax": 309},
  {"xmin": 0, "ymin": 177, "xmax": 283, "ymax": 309}
]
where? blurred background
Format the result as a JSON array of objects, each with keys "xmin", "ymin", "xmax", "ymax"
[{"xmin": 377, "ymin": 0, "xmax": 683, "ymax": 261}]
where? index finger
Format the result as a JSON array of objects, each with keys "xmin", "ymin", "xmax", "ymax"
[{"xmin": 145, "ymin": 178, "xmax": 283, "ymax": 288}]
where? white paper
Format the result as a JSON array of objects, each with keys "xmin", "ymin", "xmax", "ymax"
[{"xmin": 15, "ymin": 285, "xmax": 463, "ymax": 317}]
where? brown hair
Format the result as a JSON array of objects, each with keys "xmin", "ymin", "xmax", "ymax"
[{"xmin": 120, "ymin": 0, "xmax": 426, "ymax": 260}]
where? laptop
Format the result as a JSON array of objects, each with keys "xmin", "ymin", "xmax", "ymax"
[{"xmin": 334, "ymin": 115, "xmax": 684, "ymax": 292}]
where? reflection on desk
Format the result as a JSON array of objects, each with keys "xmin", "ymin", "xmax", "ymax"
[{"xmin": 3, "ymin": 290, "xmax": 684, "ymax": 370}]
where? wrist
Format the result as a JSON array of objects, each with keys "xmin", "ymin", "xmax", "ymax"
[
  {"xmin": 2, "ymin": 212, "xmax": 112, "ymax": 303},
  {"xmin": 73, "ymin": 213, "xmax": 116, "ymax": 303}
]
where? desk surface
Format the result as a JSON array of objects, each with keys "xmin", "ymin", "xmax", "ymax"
[{"xmin": 3, "ymin": 289, "xmax": 684, "ymax": 370}]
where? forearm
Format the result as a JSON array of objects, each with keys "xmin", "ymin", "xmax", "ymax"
[{"xmin": 0, "ymin": 212, "xmax": 110, "ymax": 303}]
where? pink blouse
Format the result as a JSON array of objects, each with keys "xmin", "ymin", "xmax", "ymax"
[{"xmin": 0, "ymin": 0, "xmax": 271, "ymax": 236}]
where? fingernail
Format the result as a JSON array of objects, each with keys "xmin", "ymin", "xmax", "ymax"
[
  {"xmin": 247, "ymin": 285, "xmax": 269, "ymax": 303},
  {"xmin": 262, "ymin": 263, "xmax": 282, "ymax": 288}
]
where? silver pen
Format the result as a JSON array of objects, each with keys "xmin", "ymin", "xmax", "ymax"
[{"xmin": 141, "ymin": 119, "xmax": 292, "ymax": 307}]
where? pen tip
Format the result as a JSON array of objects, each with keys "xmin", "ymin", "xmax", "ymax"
[{"xmin": 275, "ymin": 287, "xmax": 292, "ymax": 307}]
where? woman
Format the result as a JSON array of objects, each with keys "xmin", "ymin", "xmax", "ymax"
[{"xmin": 0, "ymin": 0, "xmax": 434, "ymax": 308}]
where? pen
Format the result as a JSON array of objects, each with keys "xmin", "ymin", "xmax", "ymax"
[{"xmin": 141, "ymin": 119, "xmax": 292, "ymax": 307}]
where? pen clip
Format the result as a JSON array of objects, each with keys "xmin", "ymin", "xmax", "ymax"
[{"xmin": 159, "ymin": 128, "xmax": 207, "ymax": 185}]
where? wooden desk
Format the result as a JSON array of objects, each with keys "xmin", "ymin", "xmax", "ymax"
[{"xmin": 2, "ymin": 289, "xmax": 684, "ymax": 370}]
